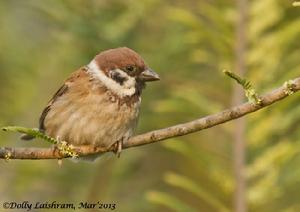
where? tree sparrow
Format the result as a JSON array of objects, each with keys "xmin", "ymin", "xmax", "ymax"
[{"xmin": 23, "ymin": 47, "xmax": 159, "ymax": 159}]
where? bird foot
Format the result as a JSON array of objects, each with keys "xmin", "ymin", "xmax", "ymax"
[
  {"xmin": 113, "ymin": 140, "xmax": 123, "ymax": 158},
  {"xmin": 51, "ymin": 144, "xmax": 59, "ymax": 154}
]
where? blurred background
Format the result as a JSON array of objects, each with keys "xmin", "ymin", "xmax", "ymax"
[{"xmin": 0, "ymin": 0, "xmax": 299, "ymax": 211}]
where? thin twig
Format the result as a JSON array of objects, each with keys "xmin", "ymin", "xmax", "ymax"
[{"xmin": 0, "ymin": 77, "xmax": 299, "ymax": 160}]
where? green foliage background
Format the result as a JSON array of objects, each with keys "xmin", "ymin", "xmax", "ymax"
[{"xmin": 0, "ymin": 0, "xmax": 299, "ymax": 211}]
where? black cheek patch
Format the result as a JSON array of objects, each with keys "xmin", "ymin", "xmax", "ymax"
[{"xmin": 111, "ymin": 72, "xmax": 127, "ymax": 85}]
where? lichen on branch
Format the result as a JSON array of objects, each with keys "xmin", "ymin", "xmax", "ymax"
[
  {"xmin": 0, "ymin": 76, "xmax": 300, "ymax": 160},
  {"xmin": 1, "ymin": 126, "xmax": 78, "ymax": 158}
]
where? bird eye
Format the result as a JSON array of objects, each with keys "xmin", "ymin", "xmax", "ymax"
[{"xmin": 125, "ymin": 65, "xmax": 136, "ymax": 73}]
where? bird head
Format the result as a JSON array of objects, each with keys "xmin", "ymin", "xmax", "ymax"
[{"xmin": 87, "ymin": 47, "xmax": 159, "ymax": 97}]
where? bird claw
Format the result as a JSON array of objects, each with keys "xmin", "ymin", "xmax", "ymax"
[
  {"xmin": 51, "ymin": 144, "xmax": 59, "ymax": 154},
  {"xmin": 113, "ymin": 140, "xmax": 123, "ymax": 158}
]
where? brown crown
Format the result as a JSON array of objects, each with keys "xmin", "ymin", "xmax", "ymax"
[{"xmin": 93, "ymin": 47, "xmax": 147, "ymax": 74}]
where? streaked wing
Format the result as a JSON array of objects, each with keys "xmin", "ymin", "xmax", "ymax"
[{"xmin": 39, "ymin": 83, "xmax": 69, "ymax": 131}]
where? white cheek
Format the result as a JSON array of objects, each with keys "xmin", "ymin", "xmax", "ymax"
[{"xmin": 87, "ymin": 60, "xmax": 136, "ymax": 97}]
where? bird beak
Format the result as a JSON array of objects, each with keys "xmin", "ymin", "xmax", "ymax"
[{"xmin": 140, "ymin": 68, "xmax": 160, "ymax": 82}]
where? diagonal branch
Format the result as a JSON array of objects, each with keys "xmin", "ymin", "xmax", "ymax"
[{"xmin": 1, "ymin": 77, "xmax": 300, "ymax": 160}]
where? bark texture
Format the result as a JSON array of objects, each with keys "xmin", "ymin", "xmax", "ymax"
[{"xmin": 0, "ymin": 77, "xmax": 299, "ymax": 160}]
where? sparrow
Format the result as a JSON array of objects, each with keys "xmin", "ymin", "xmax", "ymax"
[{"xmin": 22, "ymin": 47, "xmax": 159, "ymax": 159}]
